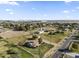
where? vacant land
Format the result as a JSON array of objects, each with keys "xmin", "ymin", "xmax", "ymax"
[{"xmin": 0, "ymin": 31, "xmax": 30, "ymax": 45}]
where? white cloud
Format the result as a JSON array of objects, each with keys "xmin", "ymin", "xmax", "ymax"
[
  {"xmin": 63, "ymin": 9, "xmax": 76, "ymax": 14},
  {"xmin": 5, "ymin": 8, "xmax": 14, "ymax": 15},
  {"xmin": 71, "ymin": 10, "xmax": 76, "ymax": 12},
  {"xmin": 63, "ymin": 10, "xmax": 70, "ymax": 13},
  {"xmin": 64, "ymin": 0, "xmax": 72, "ymax": 5},
  {"xmin": 5, "ymin": 9, "xmax": 11, "ymax": 11},
  {"xmin": 32, "ymin": 8, "xmax": 36, "ymax": 10},
  {"xmin": 44, "ymin": 14, "xmax": 48, "ymax": 17},
  {"xmin": 64, "ymin": 0, "xmax": 72, "ymax": 3},
  {"xmin": 9, "ymin": 12, "xmax": 14, "ymax": 15},
  {"xmin": 76, "ymin": 6, "xmax": 79, "ymax": 9},
  {"xmin": 0, "ymin": 1, "xmax": 19, "ymax": 5},
  {"xmin": 23, "ymin": 1, "xmax": 30, "ymax": 3}
]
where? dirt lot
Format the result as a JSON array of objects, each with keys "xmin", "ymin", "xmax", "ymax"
[
  {"xmin": 0, "ymin": 30, "xmax": 31, "ymax": 45},
  {"xmin": 0, "ymin": 30, "xmax": 27, "ymax": 38}
]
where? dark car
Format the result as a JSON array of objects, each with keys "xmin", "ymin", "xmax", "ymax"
[{"xmin": 58, "ymin": 49, "xmax": 71, "ymax": 53}]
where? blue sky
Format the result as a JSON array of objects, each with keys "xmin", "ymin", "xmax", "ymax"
[{"xmin": 0, "ymin": 1, "xmax": 79, "ymax": 20}]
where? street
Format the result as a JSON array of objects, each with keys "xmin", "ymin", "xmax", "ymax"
[{"xmin": 52, "ymin": 30, "xmax": 78, "ymax": 58}]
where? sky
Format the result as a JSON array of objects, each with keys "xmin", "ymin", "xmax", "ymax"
[{"xmin": 0, "ymin": 1, "xmax": 79, "ymax": 20}]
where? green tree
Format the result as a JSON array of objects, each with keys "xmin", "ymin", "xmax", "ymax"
[{"xmin": 38, "ymin": 38, "xmax": 43, "ymax": 44}]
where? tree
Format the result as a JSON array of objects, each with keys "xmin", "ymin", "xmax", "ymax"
[
  {"xmin": 72, "ymin": 43, "xmax": 78, "ymax": 49},
  {"xmin": 7, "ymin": 49, "xmax": 17, "ymax": 54},
  {"xmin": 0, "ymin": 36, "xmax": 3, "ymax": 39},
  {"xmin": 48, "ymin": 32, "xmax": 55, "ymax": 35},
  {"xmin": 38, "ymin": 38, "xmax": 43, "ymax": 44},
  {"xmin": 32, "ymin": 34, "xmax": 38, "ymax": 39}
]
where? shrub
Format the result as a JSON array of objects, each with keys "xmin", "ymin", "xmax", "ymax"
[{"xmin": 0, "ymin": 36, "xmax": 3, "ymax": 39}]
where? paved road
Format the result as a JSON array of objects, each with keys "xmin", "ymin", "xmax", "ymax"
[
  {"xmin": 52, "ymin": 51, "xmax": 62, "ymax": 58},
  {"xmin": 52, "ymin": 30, "xmax": 78, "ymax": 58},
  {"xmin": 52, "ymin": 37, "xmax": 72, "ymax": 58},
  {"xmin": 60, "ymin": 37, "xmax": 72, "ymax": 49}
]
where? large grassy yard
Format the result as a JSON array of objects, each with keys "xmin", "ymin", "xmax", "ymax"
[
  {"xmin": 0, "ymin": 36, "xmax": 34, "ymax": 58},
  {"xmin": 40, "ymin": 31, "xmax": 70, "ymax": 43},
  {"xmin": 0, "ymin": 44, "xmax": 34, "ymax": 58},
  {"xmin": 20, "ymin": 42, "xmax": 54, "ymax": 57},
  {"xmin": 10, "ymin": 46, "xmax": 34, "ymax": 58}
]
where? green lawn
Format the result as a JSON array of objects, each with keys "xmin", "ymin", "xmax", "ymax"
[
  {"xmin": 0, "ymin": 39, "xmax": 34, "ymax": 58},
  {"xmin": 17, "ymin": 48, "xmax": 34, "ymax": 58},
  {"xmin": 21, "ymin": 43, "xmax": 54, "ymax": 57},
  {"xmin": 70, "ymin": 42, "xmax": 79, "ymax": 53},
  {"xmin": 40, "ymin": 31, "xmax": 70, "ymax": 43},
  {"xmin": 20, "ymin": 53, "xmax": 33, "ymax": 58},
  {"xmin": 6, "ymin": 46, "xmax": 34, "ymax": 58}
]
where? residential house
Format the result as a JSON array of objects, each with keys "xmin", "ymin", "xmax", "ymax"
[{"xmin": 23, "ymin": 36, "xmax": 42, "ymax": 48}]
